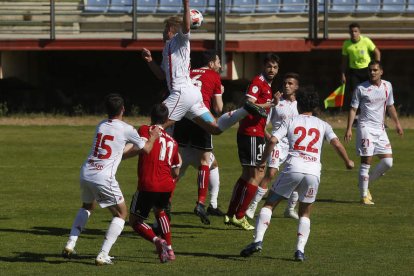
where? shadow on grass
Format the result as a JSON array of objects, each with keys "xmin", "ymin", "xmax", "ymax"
[
  {"xmin": 176, "ymin": 251, "xmax": 246, "ymax": 261},
  {"xmin": 0, "ymin": 252, "xmax": 96, "ymax": 265},
  {"xmin": 171, "ymin": 223, "xmax": 240, "ymax": 231},
  {"xmin": 0, "ymin": 226, "xmax": 105, "ymax": 237},
  {"xmin": 316, "ymin": 198, "xmax": 358, "ymax": 204}
]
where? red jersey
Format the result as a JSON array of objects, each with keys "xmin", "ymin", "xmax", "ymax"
[
  {"xmin": 137, "ymin": 125, "xmax": 180, "ymax": 192},
  {"xmin": 238, "ymin": 74, "xmax": 273, "ymax": 137},
  {"xmin": 190, "ymin": 67, "xmax": 222, "ymax": 110}
]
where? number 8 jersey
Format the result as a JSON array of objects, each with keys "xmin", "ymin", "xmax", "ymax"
[
  {"xmin": 137, "ymin": 125, "xmax": 180, "ymax": 192},
  {"xmin": 81, "ymin": 119, "xmax": 146, "ymax": 183},
  {"xmin": 272, "ymin": 114, "xmax": 338, "ymax": 177}
]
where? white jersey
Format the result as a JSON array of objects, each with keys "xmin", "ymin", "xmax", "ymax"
[
  {"xmin": 351, "ymin": 80, "xmax": 394, "ymax": 128},
  {"xmin": 80, "ymin": 119, "xmax": 146, "ymax": 183},
  {"xmin": 162, "ymin": 30, "xmax": 193, "ymax": 92},
  {"xmin": 269, "ymin": 98, "xmax": 298, "ymax": 148},
  {"xmin": 272, "ymin": 114, "xmax": 337, "ymax": 177}
]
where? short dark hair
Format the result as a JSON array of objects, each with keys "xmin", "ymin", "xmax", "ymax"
[
  {"xmin": 368, "ymin": 60, "xmax": 383, "ymax": 69},
  {"xmin": 263, "ymin": 53, "xmax": 280, "ymax": 65},
  {"xmin": 150, "ymin": 103, "xmax": 169, "ymax": 125},
  {"xmin": 296, "ymin": 89, "xmax": 319, "ymax": 113},
  {"xmin": 202, "ymin": 50, "xmax": 219, "ymax": 66},
  {"xmin": 349, "ymin": 22, "xmax": 360, "ymax": 30},
  {"xmin": 283, "ymin": 72, "xmax": 300, "ymax": 85},
  {"xmin": 105, "ymin": 93, "xmax": 124, "ymax": 118}
]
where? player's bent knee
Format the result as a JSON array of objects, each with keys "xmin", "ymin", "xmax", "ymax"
[{"xmin": 382, "ymin": 157, "xmax": 393, "ymax": 169}]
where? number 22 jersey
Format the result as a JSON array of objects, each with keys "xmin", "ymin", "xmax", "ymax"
[
  {"xmin": 80, "ymin": 119, "xmax": 146, "ymax": 183},
  {"xmin": 272, "ymin": 115, "xmax": 337, "ymax": 177}
]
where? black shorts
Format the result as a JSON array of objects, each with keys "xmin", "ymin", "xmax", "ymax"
[
  {"xmin": 129, "ymin": 191, "xmax": 171, "ymax": 220},
  {"xmin": 237, "ymin": 133, "xmax": 266, "ymax": 167},
  {"xmin": 173, "ymin": 118, "xmax": 213, "ymax": 150}
]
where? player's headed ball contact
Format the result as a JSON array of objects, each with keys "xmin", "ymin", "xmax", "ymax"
[{"xmin": 190, "ymin": 9, "xmax": 203, "ymax": 29}]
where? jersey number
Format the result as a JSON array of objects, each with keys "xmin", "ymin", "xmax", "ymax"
[
  {"xmin": 293, "ymin": 127, "xmax": 320, "ymax": 153},
  {"xmin": 159, "ymin": 137, "xmax": 174, "ymax": 165},
  {"xmin": 93, "ymin": 133, "xmax": 114, "ymax": 159},
  {"xmin": 361, "ymin": 138, "xmax": 370, "ymax": 148}
]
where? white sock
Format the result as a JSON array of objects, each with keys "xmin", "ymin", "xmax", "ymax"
[
  {"xmin": 254, "ymin": 207, "xmax": 272, "ymax": 243},
  {"xmin": 286, "ymin": 191, "xmax": 298, "ymax": 210},
  {"xmin": 209, "ymin": 167, "xmax": 220, "ymax": 208},
  {"xmin": 69, "ymin": 208, "xmax": 91, "ymax": 243},
  {"xmin": 217, "ymin": 108, "xmax": 248, "ymax": 132},
  {"xmin": 359, "ymin": 163, "xmax": 370, "ymax": 197},
  {"xmin": 248, "ymin": 186, "xmax": 268, "ymax": 212},
  {"xmin": 370, "ymin": 158, "xmax": 393, "ymax": 183},
  {"xmin": 101, "ymin": 217, "xmax": 125, "ymax": 254},
  {"xmin": 296, "ymin": 217, "xmax": 310, "ymax": 253}
]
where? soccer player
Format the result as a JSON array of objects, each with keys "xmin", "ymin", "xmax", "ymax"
[
  {"xmin": 141, "ymin": 0, "xmax": 268, "ymax": 136},
  {"xmin": 62, "ymin": 94, "xmax": 160, "ymax": 265},
  {"xmin": 246, "ymin": 73, "xmax": 300, "ymax": 220},
  {"xmin": 224, "ymin": 53, "xmax": 280, "ymax": 231},
  {"xmin": 240, "ymin": 89, "xmax": 354, "ymax": 261},
  {"xmin": 123, "ymin": 103, "xmax": 181, "ymax": 263},
  {"xmin": 344, "ymin": 61, "xmax": 403, "ymax": 205},
  {"xmin": 174, "ymin": 50, "xmax": 226, "ymax": 225}
]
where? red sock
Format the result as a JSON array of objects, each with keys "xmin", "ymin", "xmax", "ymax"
[
  {"xmin": 197, "ymin": 165, "xmax": 210, "ymax": 204},
  {"xmin": 157, "ymin": 211, "xmax": 172, "ymax": 246},
  {"xmin": 226, "ymin": 178, "xmax": 247, "ymax": 217},
  {"xmin": 236, "ymin": 182, "xmax": 258, "ymax": 219},
  {"xmin": 132, "ymin": 221, "xmax": 156, "ymax": 242}
]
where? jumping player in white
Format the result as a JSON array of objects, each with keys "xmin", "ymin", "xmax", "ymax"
[
  {"xmin": 345, "ymin": 61, "xmax": 403, "ymax": 205},
  {"xmin": 62, "ymin": 94, "xmax": 160, "ymax": 265},
  {"xmin": 246, "ymin": 73, "xmax": 300, "ymax": 220},
  {"xmin": 240, "ymin": 89, "xmax": 354, "ymax": 262},
  {"xmin": 141, "ymin": 0, "xmax": 268, "ymax": 135}
]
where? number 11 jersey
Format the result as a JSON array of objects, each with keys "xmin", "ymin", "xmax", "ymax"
[
  {"xmin": 272, "ymin": 115, "xmax": 337, "ymax": 177},
  {"xmin": 137, "ymin": 125, "xmax": 180, "ymax": 192}
]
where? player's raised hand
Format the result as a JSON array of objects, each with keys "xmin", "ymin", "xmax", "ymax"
[
  {"xmin": 273, "ymin": 91, "xmax": 282, "ymax": 105},
  {"xmin": 142, "ymin": 48, "xmax": 152, "ymax": 63},
  {"xmin": 149, "ymin": 126, "xmax": 162, "ymax": 140}
]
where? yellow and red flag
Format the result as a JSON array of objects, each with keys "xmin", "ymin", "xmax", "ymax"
[{"xmin": 324, "ymin": 84, "xmax": 345, "ymax": 109}]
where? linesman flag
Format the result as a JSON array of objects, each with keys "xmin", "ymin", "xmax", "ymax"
[{"xmin": 324, "ymin": 84, "xmax": 345, "ymax": 109}]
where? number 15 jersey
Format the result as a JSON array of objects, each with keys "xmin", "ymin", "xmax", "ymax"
[
  {"xmin": 272, "ymin": 115, "xmax": 337, "ymax": 177},
  {"xmin": 80, "ymin": 119, "xmax": 146, "ymax": 183}
]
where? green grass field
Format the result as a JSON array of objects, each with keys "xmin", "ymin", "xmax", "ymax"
[{"xmin": 0, "ymin": 124, "xmax": 413, "ymax": 275}]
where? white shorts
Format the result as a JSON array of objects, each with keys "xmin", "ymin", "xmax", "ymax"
[
  {"xmin": 178, "ymin": 145, "xmax": 215, "ymax": 178},
  {"xmin": 80, "ymin": 178, "xmax": 125, "ymax": 208},
  {"xmin": 271, "ymin": 172, "xmax": 320, "ymax": 204},
  {"xmin": 163, "ymin": 85, "xmax": 210, "ymax": 121},
  {"xmin": 356, "ymin": 126, "xmax": 392, "ymax": 156},
  {"xmin": 267, "ymin": 143, "xmax": 289, "ymax": 170}
]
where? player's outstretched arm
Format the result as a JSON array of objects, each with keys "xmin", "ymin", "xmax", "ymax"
[
  {"xmin": 387, "ymin": 105, "xmax": 404, "ymax": 136},
  {"xmin": 330, "ymin": 138, "xmax": 354, "ymax": 169},
  {"xmin": 142, "ymin": 48, "xmax": 165, "ymax": 80},
  {"xmin": 344, "ymin": 107, "xmax": 357, "ymax": 143},
  {"xmin": 122, "ymin": 143, "xmax": 139, "ymax": 160},
  {"xmin": 182, "ymin": 0, "xmax": 190, "ymax": 34}
]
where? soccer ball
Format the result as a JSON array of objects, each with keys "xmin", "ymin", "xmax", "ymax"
[{"xmin": 190, "ymin": 9, "xmax": 203, "ymax": 29}]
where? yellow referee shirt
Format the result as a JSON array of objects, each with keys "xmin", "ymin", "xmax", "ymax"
[{"xmin": 342, "ymin": 35, "xmax": 376, "ymax": 69}]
